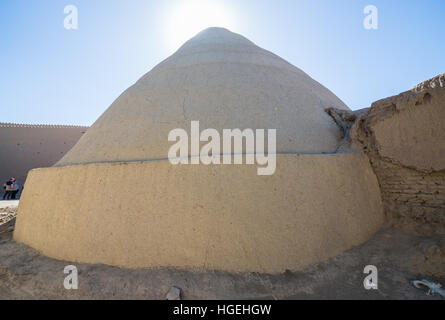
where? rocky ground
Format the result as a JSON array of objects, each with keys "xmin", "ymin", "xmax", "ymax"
[
  {"xmin": 0, "ymin": 205, "xmax": 444, "ymax": 299},
  {"xmin": 0, "ymin": 204, "xmax": 17, "ymax": 239}
]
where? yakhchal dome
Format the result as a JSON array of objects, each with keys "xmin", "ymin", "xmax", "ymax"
[
  {"xmin": 14, "ymin": 28, "xmax": 383, "ymax": 273},
  {"xmin": 57, "ymin": 27, "xmax": 349, "ymax": 166}
]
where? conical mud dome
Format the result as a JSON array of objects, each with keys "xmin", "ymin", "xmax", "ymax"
[
  {"xmin": 14, "ymin": 28, "xmax": 383, "ymax": 273},
  {"xmin": 57, "ymin": 27, "xmax": 348, "ymax": 166}
]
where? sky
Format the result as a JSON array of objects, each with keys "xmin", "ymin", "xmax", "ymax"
[{"xmin": 1, "ymin": 0, "xmax": 444, "ymax": 126}]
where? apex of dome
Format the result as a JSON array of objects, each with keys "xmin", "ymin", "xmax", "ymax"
[
  {"xmin": 177, "ymin": 27, "xmax": 255, "ymax": 52},
  {"xmin": 197, "ymin": 26, "xmax": 233, "ymax": 35}
]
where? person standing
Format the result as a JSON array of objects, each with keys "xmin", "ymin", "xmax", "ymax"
[
  {"xmin": 10, "ymin": 178, "xmax": 19, "ymax": 200},
  {"xmin": 3, "ymin": 180, "xmax": 12, "ymax": 200}
]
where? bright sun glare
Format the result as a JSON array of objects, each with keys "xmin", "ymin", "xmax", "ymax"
[{"xmin": 164, "ymin": 0, "xmax": 238, "ymax": 53}]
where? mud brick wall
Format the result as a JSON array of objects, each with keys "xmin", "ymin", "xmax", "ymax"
[
  {"xmin": 327, "ymin": 73, "xmax": 445, "ymax": 234},
  {"xmin": 369, "ymin": 157, "xmax": 445, "ymax": 234}
]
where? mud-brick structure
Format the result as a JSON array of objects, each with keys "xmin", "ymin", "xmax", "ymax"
[
  {"xmin": 327, "ymin": 73, "xmax": 445, "ymax": 235},
  {"xmin": 14, "ymin": 28, "xmax": 384, "ymax": 273},
  {"xmin": 0, "ymin": 123, "xmax": 87, "ymax": 187}
]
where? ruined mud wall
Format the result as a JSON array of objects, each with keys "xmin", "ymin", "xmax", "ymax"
[
  {"xmin": 328, "ymin": 73, "xmax": 445, "ymax": 234},
  {"xmin": 370, "ymin": 158, "xmax": 444, "ymax": 234},
  {"xmin": 0, "ymin": 123, "xmax": 87, "ymax": 189}
]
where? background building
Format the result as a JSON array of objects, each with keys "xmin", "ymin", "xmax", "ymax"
[{"xmin": 0, "ymin": 123, "xmax": 88, "ymax": 193}]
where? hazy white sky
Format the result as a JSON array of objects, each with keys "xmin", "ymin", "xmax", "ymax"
[{"xmin": 1, "ymin": 0, "xmax": 444, "ymax": 125}]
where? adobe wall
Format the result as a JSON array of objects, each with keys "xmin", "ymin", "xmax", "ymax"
[
  {"xmin": 14, "ymin": 153, "xmax": 384, "ymax": 273},
  {"xmin": 370, "ymin": 158, "xmax": 444, "ymax": 234},
  {"xmin": 0, "ymin": 123, "xmax": 87, "ymax": 189},
  {"xmin": 327, "ymin": 73, "xmax": 445, "ymax": 234}
]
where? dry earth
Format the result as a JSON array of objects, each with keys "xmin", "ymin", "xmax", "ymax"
[
  {"xmin": 0, "ymin": 208, "xmax": 444, "ymax": 299},
  {"xmin": 0, "ymin": 204, "xmax": 17, "ymax": 236}
]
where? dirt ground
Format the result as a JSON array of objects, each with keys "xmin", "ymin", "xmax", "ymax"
[{"xmin": 0, "ymin": 204, "xmax": 444, "ymax": 300}]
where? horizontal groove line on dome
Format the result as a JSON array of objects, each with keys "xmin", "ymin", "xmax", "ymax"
[{"xmin": 51, "ymin": 151, "xmax": 350, "ymax": 169}]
